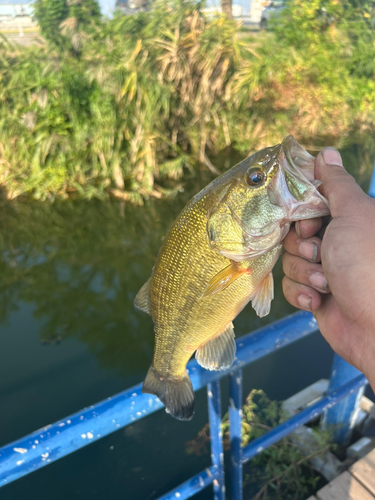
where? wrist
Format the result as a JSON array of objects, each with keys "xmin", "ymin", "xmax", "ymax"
[
  {"xmin": 361, "ymin": 340, "xmax": 375, "ymax": 393},
  {"xmin": 366, "ymin": 373, "xmax": 375, "ymax": 394}
]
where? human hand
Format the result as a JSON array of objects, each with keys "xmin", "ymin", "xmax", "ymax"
[{"xmin": 282, "ymin": 148, "xmax": 375, "ymax": 390}]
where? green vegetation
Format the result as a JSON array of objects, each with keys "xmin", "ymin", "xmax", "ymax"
[
  {"xmin": 33, "ymin": 0, "xmax": 101, "ymax": 50},
  {"xmin": 0, "ymin": 0, "xmax": 374, "ymax": 202},
  {"xmin": 187, "ymin": 389, "xmax": 333, "ymax": 500}
]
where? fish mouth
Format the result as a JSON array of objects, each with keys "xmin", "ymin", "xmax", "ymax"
[
  {"xmin": 207, "ymin": 136, "xmax": 330, "ymax": 263},
  {"xmin": 282, "ymin": 135, "xmax": 317, "ymax": 183},
  {"xmin": 268, "ymin": 135, "xmax": 330, "ymax": 220}
]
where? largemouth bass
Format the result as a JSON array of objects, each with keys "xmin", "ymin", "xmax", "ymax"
[{"xmin": 135, "ymin": 136, "xmax": 330, "ymax": 420}]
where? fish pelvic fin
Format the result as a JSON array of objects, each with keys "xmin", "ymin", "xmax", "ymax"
[
  {"xmin": 196, "ymin": 322, "xmax": 236, "ymax": 371},
  {"xmin": 201, "ymin": 263, "xmax": 249, "ymax": 298},
  {"xmin": 251, "ymin": 272, "xmax": 274, "ymax": 318},
  {"xmin": 134, "ymin": 278, "xmax": 152, "ymax": 315},
  {"xmin": 142, "ymin": 367, "xmax": 195, "ymax": 421}
]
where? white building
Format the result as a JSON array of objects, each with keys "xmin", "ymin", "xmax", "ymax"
[
  {"xmin": 0, "ymin": 0, "xmax": 33, "ymax": 19},
  {"xmin": 249, "ymin": 0, "xmax": 270, "ymax": 22}
]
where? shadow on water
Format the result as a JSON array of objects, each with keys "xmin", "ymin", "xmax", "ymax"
[{"xmin": 0, "ymin": 141, "xmax": 373, "ymax": 500}]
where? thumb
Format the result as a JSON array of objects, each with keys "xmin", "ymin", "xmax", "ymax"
[{"xmin": 315, "ymin": 147, "xmax": 369, "ymax": 218}]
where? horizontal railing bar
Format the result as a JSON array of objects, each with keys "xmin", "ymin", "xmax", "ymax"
[
  {"xmin": 191, "ymin": 311, "xmax": 318, "ymax": 383},
  {"xmin": 0, "ymin": 311, "xmax": 318, "ymax": 487},
  {"xmin": 156, "ymin": 465, "xmax": 219, "ymax": 500},
  {"xmin": 241, "ymin": 374, "xmax": 368, "ymax": 463}
]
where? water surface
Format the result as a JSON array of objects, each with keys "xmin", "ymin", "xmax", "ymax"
[{"xmin": 0, "ymin": 143, "xmax": 373, "ymax": 499}]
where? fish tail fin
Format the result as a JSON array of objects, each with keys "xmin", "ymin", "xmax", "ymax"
[{"xmin": 142, "ymin": 366, "xmax": 195, "ymax": 421}]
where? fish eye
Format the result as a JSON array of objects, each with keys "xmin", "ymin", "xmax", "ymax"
[{"xmin": 246, "ymin": 168, "xmax": 266, "ymax": 187}]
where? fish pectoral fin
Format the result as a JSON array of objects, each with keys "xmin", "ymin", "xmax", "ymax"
[
  {"xmin": 195, "ymin": 323, "xmax": 236, "ymax": 371},
  {"xmin": 134, "ymin": 278, "xmax": 152, "ymax": 315},
  {"xmin": 251, "ymin": 272, "xmax": 274, "ymax": 318},
  {"xmin": 201, "ymin": 263, "xmax": 248, "ymax": 298},
  {"xmin": 142, "ymin": 367, "xmax": 195, "ymax": 421}
]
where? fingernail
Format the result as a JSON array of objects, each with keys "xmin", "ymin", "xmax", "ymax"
[
  {"xmin": 298, "ymin": 294, "xmax": 312, "ymax": 311},
  {"xmin": 299, "ymin": 241, "xmax": 318, "ymax": 262},
  {"xmin": 309, "ymin": 272, "xmax": 328, "ymax": 292},
  {"xmin": 322, "ymin": 148, "xmax": 343, "ymax": 167},
  {"xmin": 295, "ymin": 221, "xmax": 301, "ymax": 238}
]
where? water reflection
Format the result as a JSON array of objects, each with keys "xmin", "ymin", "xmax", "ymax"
[
  {"xmin": 0, "ymin": 199, "xmax": 172, "ymax": 374},
  {"xmin": 0, "ymin": 142, "xmax": 372, "ymax": 378}
]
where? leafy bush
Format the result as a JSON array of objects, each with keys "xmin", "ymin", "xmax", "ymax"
[
  {"xmin": 33, "ymin": 0, "xmax": 101, "ymax": 50},
  {"xmin": 1, "ymin": 0, "xmax": 374, "ymax": 202}
]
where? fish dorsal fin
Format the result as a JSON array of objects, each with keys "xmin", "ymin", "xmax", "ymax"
[
  {"xmin": 195, "ymin": 323, "xmax": 236, "ymax": 371},
  {"xmin": 251, "ymin": 272, "xmax": 274, "ymax": 318},
  {"xmin": 134, "ymin": 278, "xmax": 152, "ymax": 315},
  {"xmin": 201, "ymin": 263, "xmax": 248, "ymax": 298}
]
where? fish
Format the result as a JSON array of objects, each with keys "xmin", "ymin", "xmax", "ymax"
[{"xmin": 135, "ymin": 135, "xmax": 330, "ymax": 421}]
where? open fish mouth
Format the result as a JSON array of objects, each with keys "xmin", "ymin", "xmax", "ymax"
[
  {"xmin": 282, "ymin": 135, "xmax": 318, "ymax": 184},
  {"xmin": 207, "ymin": 135, "xmax": 330, "ymax": 263},
  {"xmin": 267, "ymin": 135, "xmax": 330, "ymax": 220}
]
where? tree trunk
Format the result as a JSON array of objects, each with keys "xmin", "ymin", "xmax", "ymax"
[{"xmin": 221, "ymin": 0, "xmax": 232, "ymax": 19}]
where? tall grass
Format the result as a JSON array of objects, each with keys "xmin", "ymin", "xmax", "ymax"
[{"xmin": 0, "ymin": 0, "xmax": 374, "ymax": 202}]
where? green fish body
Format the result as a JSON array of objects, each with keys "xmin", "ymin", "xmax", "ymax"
[{"xmin": 135, "ymin": 136, "xmax": 330, "ymax": 420}]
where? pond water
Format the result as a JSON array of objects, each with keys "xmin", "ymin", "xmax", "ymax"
[{"xmin": 0, "ymin": 143, "xmax": 373, "ymax": 500}]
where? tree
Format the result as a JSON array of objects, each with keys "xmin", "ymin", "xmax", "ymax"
[
  {"xmin": 33, "ymin": 0, "xmax": 101, "ymax": 49},
  {"xmin": 221, "ymin": 0, "xmax": 232, "ymax": 19}
]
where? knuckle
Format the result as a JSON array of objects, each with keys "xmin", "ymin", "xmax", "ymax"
[
  {"xmin": 281, "ymin": 276, "xmax": 290, "ymax": 294},
  {"xmin": 286, "ymin": 256, "xmax": 300, "ymax": 282}
]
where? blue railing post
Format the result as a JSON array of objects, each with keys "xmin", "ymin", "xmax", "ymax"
[
  {"xmin": 322, "ymin": 354, "xmax": 365, "ymax": 445},
  {"xmin": 229, "ymin": 370, "xmax": 243, "ymax": 500},
  {"xmin": 207, "ymin": 382, "xmax": 225, "ymax": 500}
]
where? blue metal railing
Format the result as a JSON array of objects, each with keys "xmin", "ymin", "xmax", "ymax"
[
  {"xmin": 0, "ymin": 311, "xmax": 369, "ymax": 499},
  {"xmin": 0, "ymin": 161, "xmax": 373, "ymax": 499}
]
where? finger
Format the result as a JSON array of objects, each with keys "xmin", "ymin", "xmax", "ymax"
[
  {"xmin": 282, "ymin": 276, "xmax": 322, "ymax": 312},
  {"xmin": 282, "ymin": 252, "xmax": 330, "ymax": 294},
  {"xmin": 295, "ymin": 218, "xmax": 323, "ymax": 239},
  {"xmin": 283, "ymin": 227, "xmax": 322, "ymax": 263},
  {"xmin": 315, "ymin": 148, "xmax": 370, "ymax": 218}
]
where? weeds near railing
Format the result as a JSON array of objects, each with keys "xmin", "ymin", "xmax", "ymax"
[{"xmin": 187, "ymin": 389, "xmax": 333, "ymax": 500}]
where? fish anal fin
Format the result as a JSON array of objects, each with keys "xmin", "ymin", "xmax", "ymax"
[
  {"xmin": 142, "ymin": 367, "xmax": 195, "ymax": 421},
  {"xmin": 251, "ymin": 272, "xmax": 274, "ymax": 318},
  {"xmin": 196, "ymin": 323, "xmax": 236, "ymax": 371},
  {"xmin": 134, "ymin": 278, "xmax": 152, "ymax": 315},
  {"xmin": 201, "ymin": 263, "xmax": 249, "ymax": 298}
]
